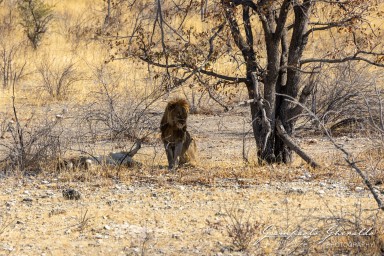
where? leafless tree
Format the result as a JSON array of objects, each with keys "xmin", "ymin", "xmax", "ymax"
[{"xmin": 109, "ymin": 0, "xmax": 384, "ymax": 165}]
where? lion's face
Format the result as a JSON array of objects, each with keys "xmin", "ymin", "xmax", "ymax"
[{"xmin": 168, "ymin": 104, "xmax": 188, "ymax": 129}]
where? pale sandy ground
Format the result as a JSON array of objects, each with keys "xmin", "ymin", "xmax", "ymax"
[
  {"xmin": 0, "ymin": 106, "xmax": 383, "ymax": 255},
  {"xmin": 0, "ymin": 177, "xmax": 381, "ymax": 256}
]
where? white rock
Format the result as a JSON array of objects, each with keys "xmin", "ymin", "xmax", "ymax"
[
  {"xmin": 355, "ymin": 187, "xmax": 364, "ymax": 192},
  {"xmin": 289, "ymin": 188, "xmax": 304, "ymax": 194},
  {"xmin": 95, "ymin": 234, "xmax": 104, "ymax": 239},
  {"xmin": 2, "ymin": 244, "xmax": 14, "ymax": 251}
]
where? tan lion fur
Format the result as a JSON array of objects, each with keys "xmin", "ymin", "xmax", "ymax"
[{"xmin": 160, "ymin": 98, "xmax": 197, "ymax": 169}]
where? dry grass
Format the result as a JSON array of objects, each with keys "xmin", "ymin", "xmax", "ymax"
[
  {"xmin": 1, "ymin": 1, "xmax": 384, "ymax": 255},
  {"xmin": 0, "ymin": 171, "xmax": 382, "ymax": 255}
]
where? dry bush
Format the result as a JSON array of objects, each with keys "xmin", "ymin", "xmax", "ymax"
[
  {"xmin": 364, "ymin": 85, "xmax": 384, "ymax": 143},
  {"xmin": 209, "ymin": 200, "xmax": 384, "ymax": 255},
  {"xmin": 314, "ymin": 203, "xmax": 384, "ymax": 255},
  {"xmin": 0, "ymin": 118, "xmax": 63, "ymax": 174},
  {"xmin": 0, "ymin": 1, "xmax": 28, "ymax": 89},
  {"xmin": 57, "ymin": 9, "xmax": 98, "ymax": 48},
  {"xmin": 0, "ymin": 92, "xmax": 64, "ymax": 174},
  {"xmin": 224, "ymin": 208, "xmax": 262, "ymax": 252},
  {"xmin": 0, "ymin": 41, "xmax": 27, "ymax": 89},
  {"xmin": 17, "ymin": 0, "xmax": 54, "ymax": 49},
  {"xmin": 303, "ymin": 63, "xmax": 375, "ymax": 134},
  {"xmin": 207, "ymin": 207, "xmax": 263, "ymax": 253},
  {"xmin": 99, "ymin": 0, "xmax": 127, "ymax": 33},
  {"xmin": 37, "ymin": 56, "xmax": 81, "ymax": 99},
  {"xmin": 359, "ymin": 87, "xmax": 384, "ymax": 188},
  {"xmin": 78, "ymin": 65, "xmax": 160, "ymax": 143},
  {"xmin": 0, "ymin": 113, "xmax": 12, "ymax": 139}
]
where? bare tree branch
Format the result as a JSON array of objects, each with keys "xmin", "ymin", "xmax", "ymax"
[
  {"xmin": 137, "ymin": 56, "xmax": 247, "ymax": 83},
  {"xmin": 276, "ymin": 119, "xmax": 320, "ymax": 168},
  {"xmin": 301, "ymin": 55, "xmax": 384, "ymax": 67},
  {"xmin": 280, "ymin": 93, "xmax": 384, "ymax": 211}
]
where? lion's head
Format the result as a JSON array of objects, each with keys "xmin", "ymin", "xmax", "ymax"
[{"xmin": 163, "ymin": 98, "xmax": 190, "ymax": 129}]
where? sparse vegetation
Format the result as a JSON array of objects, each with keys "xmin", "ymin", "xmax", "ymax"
[
  {"xmin": 0, "ymin": 82, "xmax": 63, "ymax": 174},
  {"xmin": 17, "ymin": 0, "xmax": 53, "ymax": 49},
  {"xmin": 223, "ymin": 207, "xmax": 262, "ymax": 252},
  {"xmin": 37, "ymin": 56, "xmax": 80, "ymax": 99},
  {"xmin": 0, "ymin": 0, "xmax": 383, "ymax": 255}
]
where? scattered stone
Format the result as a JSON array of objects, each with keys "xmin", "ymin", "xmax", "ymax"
[
  {"xmin": 6, "ymin": 201, "xmax": 16, "ymax": 208},
  {"xmin": 288, "ymin": 188, "xmax": 304, "ymax": 194},
  {"xmin": 2, "ymin": 244, "xmax": 14, "ymax": 252},
  {"xmin": 304, "ymin": 172, "xmax": 312, "ymax": 178},
  {"xmin": 49, "ymin": 208, "xmax": 67, "ymax": 217},
  {"xmin": 172, "ymin": 233, "xmax": 180, "ymax": 239},
  {"xmin": 299, "ymin": 173, "xmax": 312, "ymax": 181},
  {"xmin": 104, "ymin": 225, "xmax": 111, "ymax": 230},
  {"xmin": 95, "ymin": 234, "xmax": 107, "ymax": 239},
  {"xmin": 62, "ymin": 188, "xmax": 81, "ymax": 200},
  {"xmin": 318, "ymin": 190, "xmax": 325, "ymax": 195},
  {"xmin": 106, "ymin": 200, "xmax": 115, "ymax": 206},
  {"xmin": 215, "ymin": 211, "xmax": 226, "ymax": 217},
  {"xmin": 46, "ymin": 191, "xmax": 54, "ymax": 196},
  {"xmin": 319, "ymin": 182, "xmax": 326, "ymax": 187},
  {"xmin": 22, "ymin": 198, "xmax": 33, "ymax": 203},
  {"xmin": 355, "ymin": 187, "xmax": 364, "ymax": 192}
]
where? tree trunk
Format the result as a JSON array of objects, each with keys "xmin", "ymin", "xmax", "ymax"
[
  {"xmin": 246, "ymin": 77, "xmax": 293, "ymax": 164},
  {"xmin": 248, "ymin": 99, "xmax": 293, "ymax": 164}
]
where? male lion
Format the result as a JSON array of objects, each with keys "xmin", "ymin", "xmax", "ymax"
[{"xmin": 160, "ymin": 98, "xmax": 197, "ymax": 170}]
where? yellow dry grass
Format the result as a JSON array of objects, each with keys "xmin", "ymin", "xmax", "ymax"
[{"xmin": 0, "ymin": 2, "xmax": 384, "ymax": 255}]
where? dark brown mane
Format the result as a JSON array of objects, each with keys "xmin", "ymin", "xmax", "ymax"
[{"xmin": 167, "ymin": 98, "xmax": 189, "ymax": 113}]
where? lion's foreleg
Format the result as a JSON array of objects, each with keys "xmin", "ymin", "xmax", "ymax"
[
  {"xmin": 164, "ymin": 142, "xmax": 174, "ymax": 169},
  {"xmin": 173, "ymin": 141, "xmax": 183, "ymax": 169}
]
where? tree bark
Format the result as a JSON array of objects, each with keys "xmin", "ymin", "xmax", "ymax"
[{"xmin": 276, "ymin": 119, "xmax": 319, "ymax": 168}]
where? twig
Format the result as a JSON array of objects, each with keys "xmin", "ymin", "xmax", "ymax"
[{"xmin": 278, "ymin": 93, "xmax": 384, "ymax": 210}]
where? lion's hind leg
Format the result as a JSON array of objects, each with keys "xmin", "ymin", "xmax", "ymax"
[{"xmin": 180, "ymin": 138, "xmax": 197, "ymax": 167}]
